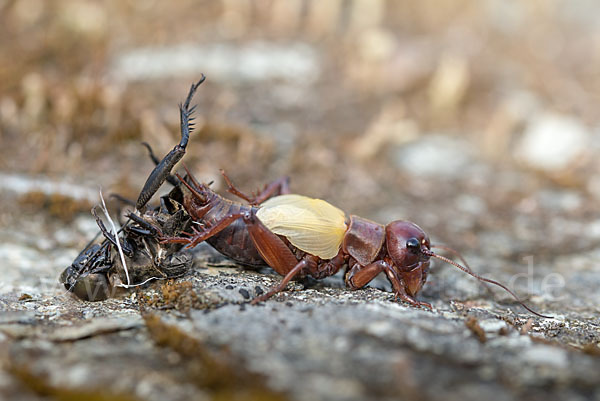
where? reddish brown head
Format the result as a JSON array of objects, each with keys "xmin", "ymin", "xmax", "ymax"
[
  {"xmin": 385, "ymin": 221, "xmax": 431, "ymax": 296},
  {"xmin": 385, "ymin": 221, "xmax": 551, "ymax": 318}
]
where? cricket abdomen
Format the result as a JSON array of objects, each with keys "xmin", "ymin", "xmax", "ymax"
[{"xmin": 202, "ymin": 196, "xmax": 265, "ymax": 267}]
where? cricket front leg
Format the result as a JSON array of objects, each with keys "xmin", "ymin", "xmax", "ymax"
[
  {"xmin": 345, "ymin": 259, "xmax": 387, "ymax": 290},
  {"xmin": 345, "ymin": 260, "xmax": 431, "ymax": 309}
]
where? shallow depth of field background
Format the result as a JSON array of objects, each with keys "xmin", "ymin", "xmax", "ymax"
[
  {"xmin": 1, "ymin": 2, "xmax": 599, "ymax": 202},
  {"xmin": 2, "ymin": 1, "xmax": 600, "ymax": 401}
]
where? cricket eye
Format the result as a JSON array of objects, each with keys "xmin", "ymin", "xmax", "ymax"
[{"xmin": 406, "ymin": 237, "xmax": 421, "ymax": 254}]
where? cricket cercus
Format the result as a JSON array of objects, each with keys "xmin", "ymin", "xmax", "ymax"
[{"xmin": 62, "ymin": 76, "xmax": 550, "ymax": 318}]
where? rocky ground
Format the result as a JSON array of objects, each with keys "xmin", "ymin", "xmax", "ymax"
[
  {"xmin": 1, "ymin": 1, "xmax": 600, "ymax": 400},
  {"xmin": 1, "ymin": 206, "xmax": 600, "ymax": 401}
]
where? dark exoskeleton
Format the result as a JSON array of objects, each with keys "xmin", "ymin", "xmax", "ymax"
[
  {"xmin": 62, "ymin": 76, "xmax": 550, "ymax": 318},
  {"xmin": 61, "ymin": 77, "xmax": 206, "ymax": 301}
]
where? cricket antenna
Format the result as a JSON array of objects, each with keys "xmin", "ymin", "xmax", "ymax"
[{"xmin": 422, "ymin": 248, "xmax": 552, "ymax": 319}]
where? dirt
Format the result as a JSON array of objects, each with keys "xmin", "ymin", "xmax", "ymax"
[{"xmin": 1, "ymin": 1, "xmax": 600, "ymax": 401}]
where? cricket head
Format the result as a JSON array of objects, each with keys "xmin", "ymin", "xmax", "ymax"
[{"xmin": 385, "ymin": 220, "xmax": 431, "ymax": 296}]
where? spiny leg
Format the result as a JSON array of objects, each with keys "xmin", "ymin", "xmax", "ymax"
[
  {"xmin": 164, "ymin": 203, "xmax": 304, "ymax": 302},
  {"xmin": 162, "ymin": 211, "xmax": 244, "ymax": 248},
  {"xmin": 251, "ymin": 176, "xmax": 290, "ymax": 204},
  {"xmin": 220, "ymin": 169, "xmax": 254, "ymax": 203},
  {"xmin": 136, "ymin": 75, "xmax": 205, "ymax": 210},
  {"xmin": 206, "ymin": 207, "xmax": 306, "ymax": 301},
  {"xmin": 162, "ymin": 203, "xmax": 299, "ymax": 276},
  {"xmin": 183, "ymin": 164, "xmax": 203, "ymax": 190},
  {"xmin": 220, "ymin": 169, "xmax": 290, "ymax": 205},
  {"xmin": 174, "ymin": 172, "xmax": 209, "ymax": 207}
]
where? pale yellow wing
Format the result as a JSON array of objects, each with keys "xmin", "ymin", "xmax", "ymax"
[{"xmin": 256, "ymin": 194, "xmax": 347, "ymax": 259}]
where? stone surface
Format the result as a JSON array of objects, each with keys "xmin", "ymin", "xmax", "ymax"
[
  {"xmin": 1, "ymin": 210, "xmax": 599, "ymax": 401},
  {"xmin": 1, "ymin": 2, "xmax": 600, "ymax": 400}
]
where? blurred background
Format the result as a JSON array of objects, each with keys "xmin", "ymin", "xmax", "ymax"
[
  {"xmin": 1, "ymin": 0, "xmax": 600, "ymax": 304},
  {"xmin": 2, "ymin": 2, "xmax": 600, "ymax": 401}
]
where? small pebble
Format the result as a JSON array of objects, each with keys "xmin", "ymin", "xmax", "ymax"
[
  {"xmin": 392, "ymin": 136, "xmax": 474, "ymax": 178},
  {"xmin": 514, "ymin": 113, "xmax": 590, "ymax": 172}
]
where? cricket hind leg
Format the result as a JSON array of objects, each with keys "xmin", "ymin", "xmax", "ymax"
[
  {"xmin": 251, "ymin": 250, "xmax": 347, "ymax": 304},
  {"xmin": 220, "ymin": 169, "xmax": 290, "ymax": 205},
  {"xmin": 251, "ymin": 259, "xmax": 309, "ymax": 304},
  {"xmin": 165, "ymin": 207, "xmax": 299, "ymax": 275},
  {"xmin": 135, "ymin": 76, "xmax": 206, "ymax": 211},
  {"xmin": 160, "ymin": 189, "xmax": 309, "ymax": 302},
  {"xmin": 161, "ymin": 205, "xmax": 306, "ymax": 302}
]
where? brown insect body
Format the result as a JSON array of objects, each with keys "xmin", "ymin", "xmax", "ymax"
[
  {"xmin": 173, "ymin": 177, "xmax": 265, "ymax": 267},
  {"xmin": 168, "ymin": 173, "xmax": 434, "ymax": 308},
  {"xmin": 171, "ymin": 164, "xmax": 550, "ymax": 317},
  {"xmin": 160, "ymin": 79, "xmax": 550, "ymax": 317}
]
